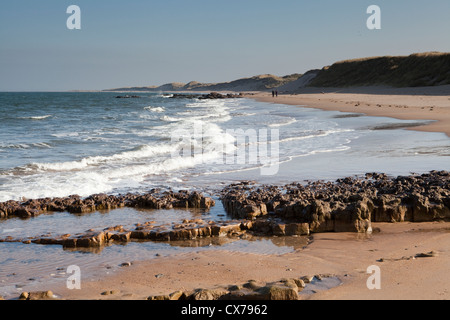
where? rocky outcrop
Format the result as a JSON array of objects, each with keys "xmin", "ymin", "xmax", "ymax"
[
  {"xmin": 1, "ymin": 172, "xmax": 448, "ymax": 249},
  {"xmin": 0, "ymin": 190, "xmax": 215, "ymax": 219},
  {"xmin": 115, "ymin": 95, "xmax": 141, "ymax": 99},
  {"xmin": 221, "ymin": 171, "xmax": 450, "ymax": 233},
  {"xmin": 169, "ymin": 92, "xmax": 243, "ymax": 100}
]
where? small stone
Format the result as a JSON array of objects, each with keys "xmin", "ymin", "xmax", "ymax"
[
  {"xmin": 257, "ymin": 284, "xmax": 299, "ymax": 300},
  {"xmin": 120, "ymin": 262, "xmax": 132, "ymax": 267},
  {"xmin": 148, "ymin": 295, "xmax": 170, "ymax": 301},
  {"xmin": 19, "ymin": 292, "xmax": 29, "ymax": 300},
  {"xmin": 155, "ymin": 273, "xmax": 164, "ymax": 279},
  {"xmin": 416, "ymin": 251, "xmax": 438, "ymax": 258},
  {"xmin": 169, "ymin": 290, "xmax": 185, "ymax": 300},
  {"xmin": 301, "ymin": 275, "xmax": 314, "ymax": 283},
  {"xmin": 293, "ymin": 279, "xmax": 306, "ymax": 289},
  {"xmin": 101, "ymin": 290, "xmax": 118, "ymax": 296},
  {"xmin": 20, "ymin": 290, "xmax": 54, "ymax": 300}
]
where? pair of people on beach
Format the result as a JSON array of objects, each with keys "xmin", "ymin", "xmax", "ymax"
[{"xmin": 272, "ymin": 90, "xmax": 278, "ymax": 97}]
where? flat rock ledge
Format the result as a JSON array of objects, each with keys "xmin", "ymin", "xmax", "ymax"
[
  {"xmin": 0, "ymin": 217, "xmax": 310, "ymax": 249},
  {"xmin": 0, "ymin": 190, "xmax": 215, "ymax": 219}
]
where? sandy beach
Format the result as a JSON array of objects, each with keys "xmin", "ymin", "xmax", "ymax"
[
  {"xmin": 2, "ymin": 0, "xmax": 450, "ymax": 304},
  {"xmin": 250, "ymin": 86, "xmax": 450, "ymax": 137}
]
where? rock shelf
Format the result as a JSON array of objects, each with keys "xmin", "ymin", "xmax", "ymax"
[
  {"xmin": 0, "ymin": 171, "xmax": 448, "ymax": 249},
  {"xmin": 0, "ymin": 190, "xmax": 215, "ymax": 219},
  {"xmin": 221, "ymin": 171, "xmax": 450, "ymax": 233}
]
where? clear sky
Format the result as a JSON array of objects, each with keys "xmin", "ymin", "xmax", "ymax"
[{"xmin": 1, "ymin": 0, "xmax": 449, "ymax": 91}]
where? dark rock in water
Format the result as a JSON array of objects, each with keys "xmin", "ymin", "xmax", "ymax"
[
  {"xmin": 115, "ymin": 95, "xmax": 141, "ymax": 99},
  {"xmin": 0, "ymin": 190, "xmax": 215, "ymax": 219},
  {"xmin": 198, "ymin": 92, "xmax": 242, "ymax": 100},
  {"xmin": 169, "ymin": 92, "xmax": 243, "ymax": 100},
  {"xmin": 62, "ymin": 231, "xmax": 107, "ymax": 248}
]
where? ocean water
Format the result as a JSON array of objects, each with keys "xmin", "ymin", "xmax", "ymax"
[{"xmin": 0, "ymin": 92, "xmax": 449, "ymax": 298}]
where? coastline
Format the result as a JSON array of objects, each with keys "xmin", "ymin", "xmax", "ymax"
[
  {"xmin": 248, "ymin": 87, "xmax": 450, "ymax": 138},
  {"xmin": 2, "ymin": 89, "xmax": 450, "ymax": 301}
]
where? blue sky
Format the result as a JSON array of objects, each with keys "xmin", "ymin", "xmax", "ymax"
[{"xmin": 1, "ymin": 0, "xmax": 449, "ymax": 91}]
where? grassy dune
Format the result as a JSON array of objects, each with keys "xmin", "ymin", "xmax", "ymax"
[{"xmin": 309, "ymin": 52, "xmax": 450, "ymax": 88}]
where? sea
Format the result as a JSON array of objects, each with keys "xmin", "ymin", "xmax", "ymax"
[{"xmin": 0, "ymin": 92, "xmax": 449, "ymax": 298}]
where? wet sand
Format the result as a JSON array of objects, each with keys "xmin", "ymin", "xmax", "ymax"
[
  {"xmin": 250, "ymin": 87, "xmax": 450, "ymax": 137},
  {"xmin": 48, "ymin": 222, "xmax": 450, "ymax": 300}
]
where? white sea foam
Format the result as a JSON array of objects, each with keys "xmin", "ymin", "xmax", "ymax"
[
  {"xmin": 32, "ymin": 142, "xmax": 52, "ymax": 148},
  {"xmin": 144, "ymin": 106, "xmax": 165, "ymax": 113},
  {"xmin": 27, "ymin": 144, "xmax": 181, "ymax": 172},
  {"xmin": 51, "ymin": 132, "xmax": 80, "ymax": 138},
  {"xmin": 268, "ymin": 117, "xmax": 297, "ymax": 128},
  {"xmin": 20, "ymin": 115, "xmax": 52, "ymax": 120},
  {"xmin": 160, "ymin": 115, "xmax": 181, "ymax": 122}
]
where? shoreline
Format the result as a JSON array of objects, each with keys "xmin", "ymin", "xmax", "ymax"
[
  {"xmin": 4, "ymin": 171, "xmax": 449, "ymax": 301},
  {"xmin": 45, "ymin": 221, "xmax": 450, "ymax": 300},
  {"xmin": 2, "ymin": 89, "xmax": 450, "ymax": 301},
  {"xmin": 247, "ymin": 88, "xmax": 450, "ymax": 138}
]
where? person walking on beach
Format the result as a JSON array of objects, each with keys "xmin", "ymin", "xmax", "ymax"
[
  {"xmin": 272, "ymin": 90, "xmax": 275, "ymax": 98},
  {"xmin": 275, "ymin": 90, "xmax": 278, "ymax": 97}
]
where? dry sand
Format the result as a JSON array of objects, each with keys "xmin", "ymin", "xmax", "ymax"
[{"xmin": 40, "ymin": 87, "xmax": 450, "ymax": 301}]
